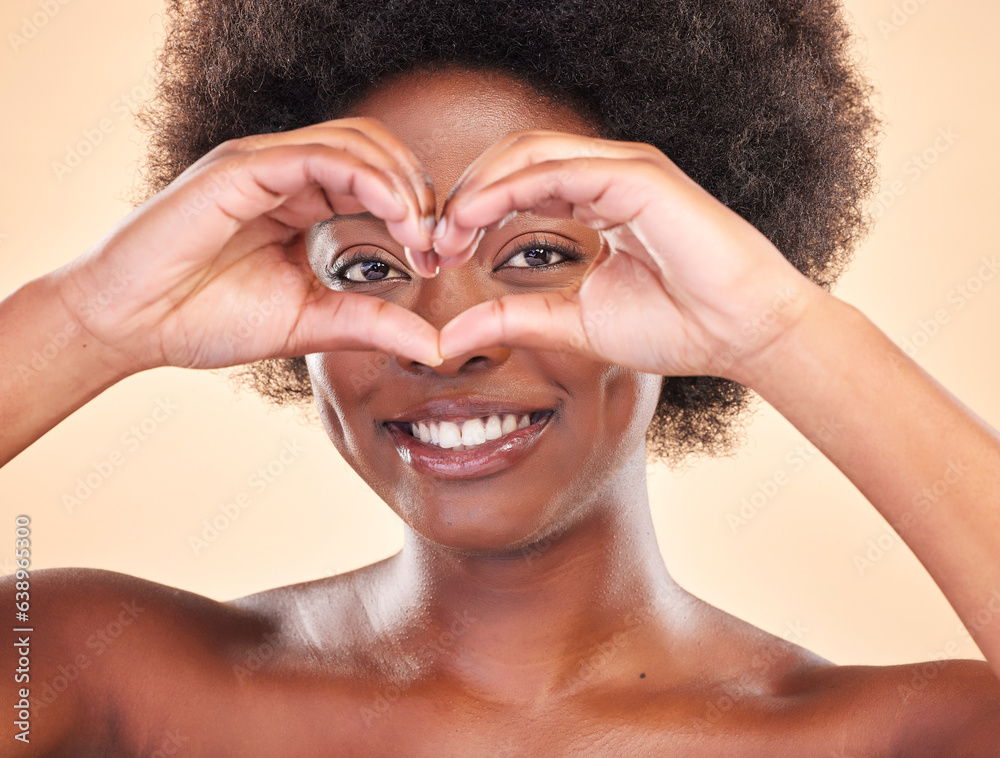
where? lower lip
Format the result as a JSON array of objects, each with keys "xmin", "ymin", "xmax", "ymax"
[{"xmin": 384, "ymin": 415, "xmax": 553, "ymax": 480}]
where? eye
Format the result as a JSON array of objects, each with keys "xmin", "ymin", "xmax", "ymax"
[
  {"xmin": 504, "ymin": 247, "xmax": 568, "ymax": 268},
  {"xmin": 328, "ymin": 252, "xmax": 408, "ymax": 284},
  {"xmin": 341, "ymin": 260, "xmax": 405, "ymax": 282},
  {"xmin": 498, "ymin": 236, "xmax": 582, "ymax": 271}
]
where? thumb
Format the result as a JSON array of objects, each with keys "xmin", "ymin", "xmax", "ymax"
[
  {"xmin": 439, "ymin": 291, "xmax": 589, "ymax": 359},
  {"xmin": 289, "ymin": 290, "xmax": 443, "ymax": 366}
]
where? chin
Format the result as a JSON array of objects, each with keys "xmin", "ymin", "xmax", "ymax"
[{"xmin": 398, "ymin": 488, "xmax": 572, "ymax": 557}]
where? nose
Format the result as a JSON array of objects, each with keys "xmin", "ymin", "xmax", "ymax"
[
  {"xmin": 394, "ymin": 268, "xmax": 512, "ymax": 377},
  {"xmin": 397, "ymin": 345, "xmax": 512, "ymax": 377}
]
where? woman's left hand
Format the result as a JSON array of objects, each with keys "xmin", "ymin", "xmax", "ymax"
[{"xmin": 432, "ymin": 131, "xmax": 827, "ymax": 384}]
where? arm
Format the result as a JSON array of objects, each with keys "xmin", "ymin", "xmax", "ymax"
[
  {"xmin": 0, "ymin": 118, "xmax": 442, "ymax": 467},
  {"xmin": 0, "ymin": 272, "xmax": 132, "ymax": 466},
  {"xmin": 737, "ymin": 289, "xmax": 1000, "ymax": 680},
  {"xmin": 432, "ymin": 130, "xmax": 1000, "ymax": 685}
]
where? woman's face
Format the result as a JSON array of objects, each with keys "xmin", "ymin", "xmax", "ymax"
[{"xmin": 305, "ymin": 68, "xmax": 662, "ymax": 554}]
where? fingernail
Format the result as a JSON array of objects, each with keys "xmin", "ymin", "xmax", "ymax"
[
  {"xmin": 426, "ymin": 250, "xmax": 440, "ymax": 276},
  {"xmin": 423, "ymin": 214, "xmax": 437, "ymax": 239},
  {"xmin": 412, "ymin": 248, "xmax": 428, "ymax": 276},
  {"xmin": 409, "ymin": 248, "xmax": 439, "ymax": 278},
  {"xmin": 432, "ymin": 215, "xmax": 448, "ymax": 241}
]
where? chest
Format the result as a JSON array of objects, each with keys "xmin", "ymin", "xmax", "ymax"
[{"xmin": 98, "ymin": 676, "xmax": 893, "ymax": 758}]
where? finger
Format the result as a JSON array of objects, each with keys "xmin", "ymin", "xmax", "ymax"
[
  {"xmin": 290, "ymin": 290, "xmax": 442, "ymax": 366},
  {"xmin": 307, "ymin": 118, "xmax": 437, "ymax": 228},
  {"xmin": 435, "ymin": 157, "xmax": 673, "ymax": 258},
  {"xmin": 438, "ymin": 291, "xmax": 589, "ymax": 359},
  {"xmin": 226, "ymin": 119, "xmax": 437, "ymax": 238},
  {"xmin": 341, "ymin": 119, "xmax": 437, "ymax": 234},
  {"xmin": 445, "ymin": 132, "xmax": 655, "ymax": 204},
  {"xmin": 146, "ymin": 144, "xmax": 412, "ymax": 273},
  {"xmin": 214, "ymin": 126, "xmax": 438, "ymax": 277}
]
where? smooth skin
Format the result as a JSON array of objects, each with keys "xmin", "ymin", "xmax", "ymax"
[{"xmin": 3, "ymin": 67, "xmax": 1000, "ymax": 756}]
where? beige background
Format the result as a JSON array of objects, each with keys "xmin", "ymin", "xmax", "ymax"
[{"xmin": 1, "ymin": 0, "xmax": 998, "ymax": 667}]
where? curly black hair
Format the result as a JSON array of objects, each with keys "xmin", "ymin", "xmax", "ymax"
[{"xmin": 137, "ymin": 0, "xmax": 879, "ymax": 467}]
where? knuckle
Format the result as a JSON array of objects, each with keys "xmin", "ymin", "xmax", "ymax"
[{"xmin": 223, "ymin": 134, "xmax": 266, "ymax": 153}]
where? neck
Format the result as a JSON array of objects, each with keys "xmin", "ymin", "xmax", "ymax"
[{"xmin": 380, "ymin": 448, "xmax": 687, "ymax": 704}]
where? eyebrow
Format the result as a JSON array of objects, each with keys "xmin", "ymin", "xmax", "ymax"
[
  {"xmin": 337, "ymin": 212, "xmax": 380, "ymax": 223},
  {"xmin": 317, "ymin": 212, "xmax": 384, "ymax": 232}
]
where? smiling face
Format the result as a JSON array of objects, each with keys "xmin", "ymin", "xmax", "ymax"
[{"xmin": 305, "ymin": 67, "xmax": 662, "ymax": 554}]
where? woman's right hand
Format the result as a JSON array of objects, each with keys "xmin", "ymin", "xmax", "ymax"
[{"xmin": 54, "ymin": 117, "xmax": 443, "ymax": 374}]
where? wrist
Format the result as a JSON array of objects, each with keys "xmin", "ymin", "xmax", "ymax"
[
  {"xmin": 49, "ymin": 261, "xmax": 154, "ymax": 377},
  {"xmin": 10, "ymin": 269, "xmax": 137, "ymax": 395},
  {"xmin": 717, "ymin": 277, "xmax": 840, "ymax": 391},
  {"xmin": 0, "ymin": 272, "xmax": 139, "ymax": 464}
]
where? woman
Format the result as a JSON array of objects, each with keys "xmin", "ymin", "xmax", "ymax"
[{"xmin": 3, "ymin": 0, "xmax": 1000, "ymax": 754}]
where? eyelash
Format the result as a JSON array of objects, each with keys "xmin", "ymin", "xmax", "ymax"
[
  {"xmin": 327, "ymin": 236, "xmax": 583, "ymax": 285},
  {"xmin": 495, "ymin": 236, "xmax": 582, "ymax": 272},
  {"xmin": 327, "ymin": 251, "xmax": 404, "ymax": 284}
]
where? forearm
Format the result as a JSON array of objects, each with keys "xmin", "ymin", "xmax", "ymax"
[
  {"xmin": 0, "ymin": 272, "xmax": 133, "ymax": 466},
  {"xmin": 739, "ymin": 291, "xmax": 1000, "ymax": 679}
]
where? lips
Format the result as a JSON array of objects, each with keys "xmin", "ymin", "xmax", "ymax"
[
  {"xmin": 382, "ymin": 397, "xmax": 556, "ymax": 479},
  {"xmin": 391, "ymin": 411, "xmax": 554, "ymax": 451}
]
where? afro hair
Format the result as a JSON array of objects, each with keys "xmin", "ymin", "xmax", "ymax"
[{"xmin": 136, "ymin": 0, "xmax": 880, "ymax": 467}]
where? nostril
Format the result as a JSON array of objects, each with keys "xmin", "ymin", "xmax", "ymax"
[
  {"xmin": 396, "ymin": 346, "xmax": 511, "ymax": 376},
  {"xmin": 462, "ymin": 355, "xmax": 491, "ymax": 369}
]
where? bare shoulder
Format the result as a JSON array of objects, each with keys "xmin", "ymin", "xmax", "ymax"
[
  {"xmin": 660, "ymin": 597, "xmax": 1000, "ymax": 755},
  {"xmin": 782, "ymin": 658, "xmax": 1000, "ymax": 756},
  {"xmin": 1, "ymin": 566, "xmax": 271, "ymax": 754}
]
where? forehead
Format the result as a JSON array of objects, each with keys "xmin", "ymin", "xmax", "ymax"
[{"xmin": 346, "ymin": 68, "xmax": 597, "ymax": 197}]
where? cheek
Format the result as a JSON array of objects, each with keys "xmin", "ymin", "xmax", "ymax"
[
  {"xmin": 305, "ymin": 351, "xmax": 389, "ymax": 454},
  {"xmin": 536, "ymin": 351, "xmax": 659, "ymax": 440},
  {"xmin": 597, "ymin": 366, "xmax": 662, "ymax": 458},
  {"xmin": 608, "ymin": 368, "xmax": 662, "ymax": 436}
]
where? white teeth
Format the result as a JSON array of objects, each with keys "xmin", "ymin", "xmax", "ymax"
[
  {"xmin": 461, "ymin": 418, "xmax": 487, "ymax": 446},
  {"xmin": 485, "ymin": 415, "xmax": 503, "ymax": 440},
  {"xmin": 406, "ymin": 412, "xmax": 545, "ymax": 451},
  {"xmin": 438, "ymin": 421, "xmax": 463, "ymax": 448}
]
